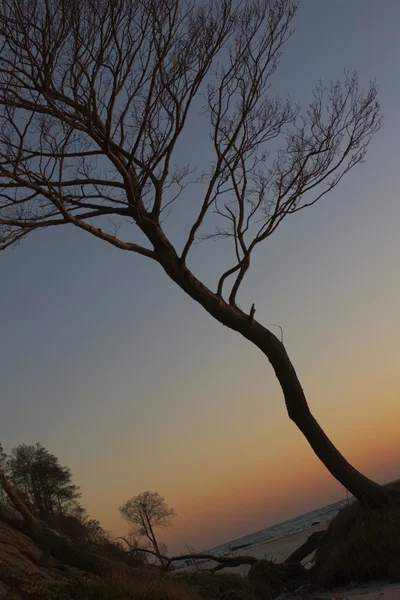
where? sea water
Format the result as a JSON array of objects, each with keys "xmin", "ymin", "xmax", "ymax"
[{"xmin": 205, "ymin": 499, "xmax": 348, "ymax": 558}]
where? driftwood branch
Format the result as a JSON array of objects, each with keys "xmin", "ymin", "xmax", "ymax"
[
  {"xmin": 284, "ymin": 530, "xmax": 326, "ymax": 564},
  {"xmin": 119, "ymin": 538, "xmax": 166, "ymax": 563},
  {"xmin": 120, "ymin": 539, "xmax": 258, "ymax": 572},
  {"xmin": 119, "ymin": 527, "xmax": 327, "ymax": 573},
  {"xmin": 174, "ymin": 530, "xmax": 326, "ymax": 573}
]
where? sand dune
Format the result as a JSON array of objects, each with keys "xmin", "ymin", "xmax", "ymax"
[{"xmin": 244, "ymin": 525, "xmax": 400, "ymax": 600}]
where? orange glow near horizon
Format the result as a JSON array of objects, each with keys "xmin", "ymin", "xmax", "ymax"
[{"xmin": 83, "ymin": 391, "xmax": 399, "ymax": 553}]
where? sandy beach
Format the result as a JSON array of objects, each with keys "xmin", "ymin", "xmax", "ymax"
[
  {"xmin": 192, "ymin": 525, "xmax": 400, "ymax": 600},
  {"xmin": 240, "ymin": 523, "xmax": 327, "ymax": 565}
]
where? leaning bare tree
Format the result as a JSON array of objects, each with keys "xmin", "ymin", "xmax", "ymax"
[{"xmin": 0, "ymin": 0, "xmax": 392, "ymax": 507}]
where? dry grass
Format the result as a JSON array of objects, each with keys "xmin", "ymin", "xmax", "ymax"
[
  {"xmin": 80, "ymin": 569, "xmax": 201, "ymax": 600},
  {"xmin": 313, "ymin": 496, "xmax": 400, "ymax": 585}
]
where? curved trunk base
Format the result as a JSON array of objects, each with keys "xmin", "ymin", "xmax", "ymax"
[{"xmin": 158, "ymin": 258, "xmax": 392, "ymax": 510}]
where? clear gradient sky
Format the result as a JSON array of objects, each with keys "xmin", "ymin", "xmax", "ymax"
[{"xmin": 1, "ymin": 0, "xmax": 400, "ymax": 554}]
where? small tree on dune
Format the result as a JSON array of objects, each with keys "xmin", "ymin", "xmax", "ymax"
[
  {"xmin": 119, "ymin": 491, "xmax": 176, "ymax": 562},
  {"xmin": 0, "ymin": 0, "xmax": 395, "ymax": 508}
]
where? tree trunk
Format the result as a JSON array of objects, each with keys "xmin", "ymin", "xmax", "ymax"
[
  {"xmin": 157, "ymin": 253, "xmax": 391, "ymax": 508},
  {"xmin": 224, "ymin": 315, "xmax": 390, "ymax": 507},
  {"xmin": 148, "ymin": 527, "xmax": 167, "ymax": 567}
]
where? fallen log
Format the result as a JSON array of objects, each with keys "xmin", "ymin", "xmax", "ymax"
[
  {"xmin": 121, "ymin": 546, "xmax": 258, "ymax": 572},
  {"xmin": 119, "ymin": 541, "xmax": 257, "ymax": 573},
  {"xmin": 163, "ymin": 530, "xmax": 327, "ymax": 573}
]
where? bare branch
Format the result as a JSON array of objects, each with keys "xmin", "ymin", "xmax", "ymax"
[
  {"xmin": 0, "ymin": 0, "xmax": 381, "ymax": 305},
  {"xmin": 0, "ymin": 0, "xmax": 390, "ymax": 512},
  {"xmin": 214, "ymin": 72, "xmax": 381, "ymax": 303}
]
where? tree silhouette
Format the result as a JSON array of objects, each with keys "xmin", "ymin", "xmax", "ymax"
[
  {"xmin": 5, "ymin": 443, "xmax": 81, "ymax": 517},
  {"xmin": 0, "ymin": 0, "xmax": 391, "ymax": 506},
  {"xmin": 120, "ymin": 491, "xmax": 175, "ymax": 563}
]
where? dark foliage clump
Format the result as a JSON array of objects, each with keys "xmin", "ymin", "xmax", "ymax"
[
  {"xmin": 313, "ymin": 497, "xmax": 400, "ymax": 585},
  {"xmin": 180, "ymin": 571, "xmax": 272, "ymax": 600}
]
